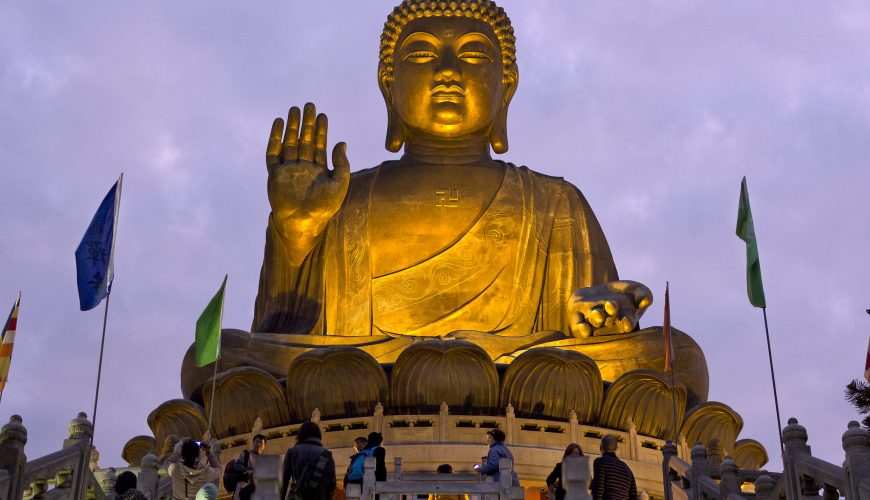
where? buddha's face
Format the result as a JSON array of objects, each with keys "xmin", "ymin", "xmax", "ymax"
[{"xmin": 383, "ymin": 16, "xmax": 515, "ymax": 145}]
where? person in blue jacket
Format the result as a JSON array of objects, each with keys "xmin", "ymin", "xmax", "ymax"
[{"xmin": 475, "ymin": 429, "xmax": 519, "ymax": 486}]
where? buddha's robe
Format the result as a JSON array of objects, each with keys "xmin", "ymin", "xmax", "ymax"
[{"xmin": 253, "ymin": 162, "xmax": 617, "ymax": 339}]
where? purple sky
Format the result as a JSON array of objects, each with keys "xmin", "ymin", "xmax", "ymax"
[{"xmin": 1, "ymin": 1, "xmax": 869, "ymax": 470}]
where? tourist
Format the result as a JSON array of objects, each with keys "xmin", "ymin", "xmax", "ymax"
[
  {"xmin": 474, "ymin": 429, "xmax": 519, "ymax": 486},
  {"xmin": 167, "ymin": 439, "xmax": 221, "ymax": 500},
  {"xmin": 363, "ymin": 432, "xmax": 387, "ymax": 483},
  {"xmin": 354, "ymin": 436, "xmax": 367, "ymax": 452},
  {"xmin": 281, "ymin": 421, "xmax": 336, "ymax": 500},
  {"xmin": 546, "ymin": 443, "xmax": 583, "ymax": 500},
  {"xmin": 590, "ymin": 435, "xmax": 637, "ymax": 500},
  {"xmin": 426, "ymin": 464, "xmax": 468, "ymax": 500},
  {"xmin": 343, "ymin": 436, "xmax": 371, "ymax": 489},
  {"xmin": 230, "ymin": 433, "xmax": 266, "ymax": 500},
  {"xmin": 114, "ymin": 470, "xmax": 147, "ymax": 500},
  {"xmin": 195, "ymin": 483, "xmax": 218, "ymax": 500},
  {"xmin": 160, "ymin": 434, "xmax": 180, "ymax": 469}
]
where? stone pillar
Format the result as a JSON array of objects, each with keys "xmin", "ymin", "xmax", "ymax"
[
  {"xmin": 393, "ymin": 457, "xmax": 402, "ymax": 481},
  {"xmin": 252, "ymin": 454, "xmax": 282, "ymax": 500},
  {"xmin": 0, "ymin": 415, "xmax": 27, "ymax": 500},
  {"xmin": 754, "ymin": 471, "xmax": 776, "ymax": 500},
  {"xmin": 705, "ymin": 438, "xmax": 722, "ymax": 469},
  {"xmin": 65, "ymin": 412, "xmax": 94, "ymax": 500},
  {"xmin": 562, "ymin": 455, "xmax": 591, "ymax": 500},
  {"xmin": 782, "ymin": 417, "xmax": 810, "ymax": 500},
  {"xmin": 373, "ymin": 403, "xmax": 384, "ymax": 434},
  {"xmin": 568, "ymin": 411, "xmax": 579, "ymax": 445},
  {"xmin": 676, "ymin": 433, "xmax": 688, "ymax": 462},
  {"xmin": 498, "ymin": 458, "xmax": 513, "ymax": 499},
  {"xmin": 842, "ymin": 420, "xmax": 870, "ymax": 500},
  {"xmin": 138, "ymin": 452, "xmax": 160, "ymax": 499},
  {"xmin": 718, "ymin": 457, "xmax": 741, "ymax": 496},
  {"xmin": 101, "ymin": 467, "xmax": 117, "ymax": 498},
  {"xmin": 439, "ymin": 403, "xmax": 449, "ymax": 442},
  {"xmin": 311, "ymin": 408, "xmax": 321, "ymax": 425},
  {"xmin": 362, "ymin": 456, "xmax": 376, "ymax": 500},
  {"xmin": 690, "ymin": 442, "xmax": 709, "ymax": 478},
  {"xmin": 628, "ymin": 420, "xmax": 639, "ymax": 461},
  {"xmin": 505, "ymin": 404, "xmax": 516, "ymax": 446},
  {"xmin": 660, "ymin": 441, "xmax": 677, "ymax": 500}
]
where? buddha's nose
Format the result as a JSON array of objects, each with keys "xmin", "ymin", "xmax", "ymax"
[{"xmin": 435, "ymin": 51, "xmax": 461, "ymax": 83}]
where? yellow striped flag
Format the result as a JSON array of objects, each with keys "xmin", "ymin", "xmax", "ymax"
[{"xmin": 0, "ymin": 293, "xmax": 21, "ymax": 392}]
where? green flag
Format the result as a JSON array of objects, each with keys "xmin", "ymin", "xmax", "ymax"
[
  {"xmin": 195, "ymin": 275, "xmax": 226, "ymax": 367},
  {"xmin": 736, "ymin": 177, "xmax": 766, "ymax": 308}
]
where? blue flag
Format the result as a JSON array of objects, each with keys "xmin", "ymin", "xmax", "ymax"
[{"xmin": 75, "ymin": 175, "xmax": 123, "ymax": 311}]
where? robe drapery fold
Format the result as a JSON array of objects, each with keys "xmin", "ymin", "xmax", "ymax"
[{"xmin": 253, "ymin": 162, "xmax": 617, "ymax": 337}]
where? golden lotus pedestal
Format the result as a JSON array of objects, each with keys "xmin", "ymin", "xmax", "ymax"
[{"xmin": 126, "ymin": 333, "xmax": 768, "ymax": 499}]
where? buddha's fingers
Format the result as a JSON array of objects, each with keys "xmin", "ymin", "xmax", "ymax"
[
  {"xmin": 331, "ymin": 142, "xmax": 350, "ymax": 188},
  {"xmin": 282, "ymin": 107, "xmax": 301, "ymax": 162},
  {"xmin": 314, "ymin": 114, "xmax": 328, "ymax": 166},
  {"xmin": 298, "ymin": 102, "xmax": 317, "ymax": 162},
  {"xmin": 266, "ymin": 117, "xmax": 284, "ymax": 169},
  {"xmin": 587, "ymin": 306, "xmax": 606, "ymax": 328}
]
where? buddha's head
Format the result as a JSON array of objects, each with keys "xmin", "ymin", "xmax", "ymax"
[{"xmin": 379, "ymin": 0, "xmax": 518, "ymax": 154}]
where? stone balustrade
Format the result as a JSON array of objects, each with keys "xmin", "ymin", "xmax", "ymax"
[{"xmin": 663, "ymin": 418, "xmax": 870, "ymax": 499}]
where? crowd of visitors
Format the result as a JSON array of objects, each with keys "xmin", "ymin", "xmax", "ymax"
[{"xmin": 148, "ymin": 423, "xmax": 636, "ymax": 500}]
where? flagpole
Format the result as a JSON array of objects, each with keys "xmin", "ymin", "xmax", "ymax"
[
  {"xmin": 206, "ymin": 359, "xmax": 218, "ymax": 437},
  {"xmin": 762, "ymin": 307, "xmax": 785, "ymax": 455},
  {"xmin": 90, "ymin": 291, "xmax": 112, "ymax": 444}
]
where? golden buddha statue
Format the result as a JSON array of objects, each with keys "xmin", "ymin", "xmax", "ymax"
[{"xmin": 180, "ymin": 0, "xmax": 709, "ymax": 415}]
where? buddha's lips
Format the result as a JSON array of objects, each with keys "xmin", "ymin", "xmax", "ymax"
[{"xmin": 431, "ymin": 85, "xmax": 465, "ymax": 102}]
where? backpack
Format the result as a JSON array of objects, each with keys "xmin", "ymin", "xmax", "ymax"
[
  {"xmin": 223, "ymin": 450, "xmax": 251, "ymax": 493},
  {"xmin": 345, "ymin": 447, "xmax": 377, "ymax": 482},
  {"xmin": 291, "ymin": 449, "xmax": 334, "ymax": 500}
]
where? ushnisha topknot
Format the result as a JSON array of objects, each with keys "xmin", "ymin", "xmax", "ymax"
[{"xmin": 379, "ymin": 0, "xmax": 516, "ymax": 81}]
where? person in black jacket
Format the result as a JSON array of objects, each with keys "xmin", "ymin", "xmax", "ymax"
[
  {"xmin": 281, "ymin": 422, "xmax": 336, "ymax": 500},
  {"xmin": 363, "ymin": 432, "xmax": 387, "ymax": 482},
  {"xmin": 590, "ymin": 435, "xmax": 637, "ymax": 500},
  {"xmin": 546, "ymin": 443, "xmax": 583, "ymax": 500}
]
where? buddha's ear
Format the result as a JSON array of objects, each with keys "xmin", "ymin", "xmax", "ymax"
[
  {"xmin": 489, "ymin": 63, "xmax": 519, "ymax": 154},
  {"xmin": 379, "ymin": 64, "xmax": 405, "ymax": 153}
]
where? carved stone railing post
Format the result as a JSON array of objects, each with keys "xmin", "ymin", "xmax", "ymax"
[
  {"xmin": 498, "ymin": 458, "xmax": 512, "ymax": 500},
  {"xmin": 102, "ymin": 467, "xmax": 117, "ymax": 498},
  {"xmin": 782, "ymin": 417, "xmax": 810, "ymax": 500},
  {"xmin": 628, "ymin": 420, "xmax": 639, "ymax": 461},
  {"xmin": 505, "ymin": 404, "xmax": 516, "ymax": 446},
  {"xmin": 138, "ymin": 452, "xmax": 160, "ymax": 499},
  {"xmin": 719, "ymin": 457, "xmax": 741, "ymax": 496},
  {"xmin": 373, "ymin": 403, "xmax": 384, "ymax": 434},
  {"xmin": 690, "ymin": 442, "xmax": 709, "ymax": 478},
  {"xmin": 660, "ymin": 441, "xmax": 677, "ymax": 500},
  {"xmin": 842, "ymin": 420, "xmax": 870, "ymax": 499},
  {"xmin": 568, "ymin": 410, "xmax": 579, "ymax": 445},
  {"xmin": 754, "ymin": 471, "xmax": 776, "ymax": 500},
  {"xmin": 562, "ymin": 455, "xmax": 591, "ymax": 500},
  {"xmin": 66, "ymin": 411, "xmax": 94, "ymax": 500},
  {"xmin": 362, "ymin": 456, "xmax": 376, "ymax": 500},
  {"xmin": 393, "ymin": 457, "xmax": 402, "ymax": 481},
  {"xmin": 706, "ymin": 438, "xmax": 723, "ymax": 470},
  {"xmin": 676, "ymin": 433, "xmax": 688, "ymax": 461},
  {"xmin": 251, "ymin": 453, "xmax": 281, "ymax": 500},
  {"xmin": 310, "ymin": 408, "xmax": 321, "ymax": 425},
  {"xmin": 0, "ymin": 415, "xmax": 27, "ymax": 500},
  {"xmin": 439, "ymin": 402, "xmax": 449, "ymax": 442}
]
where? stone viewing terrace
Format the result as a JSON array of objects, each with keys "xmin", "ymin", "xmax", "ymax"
[{"xmin": 2, "ymin": 411, "xmax": 870, "ymax": 499}]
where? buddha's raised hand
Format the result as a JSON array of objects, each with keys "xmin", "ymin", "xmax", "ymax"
[
  {"xmin": 266, "ymin": 103, "xmax": 350, "ymax": 265},
  {"xmin": 567, "ymin": 281, "xmax": 652, "ymax": 338}
]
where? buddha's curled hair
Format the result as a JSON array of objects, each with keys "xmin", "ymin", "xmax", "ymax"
[{"xmin": 379, "ymin": 0, "xmax": 516, "ymax": 81}]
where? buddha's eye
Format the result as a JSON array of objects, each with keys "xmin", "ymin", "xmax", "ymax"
[
  {"xmin": 459, "ymin": 51, "xmax": 493, "ymax": 63},
  {"xmin": 403, "ymin": 50, "xmax": 437, "ymax": 62}
]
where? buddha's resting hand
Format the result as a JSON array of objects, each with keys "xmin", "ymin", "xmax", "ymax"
[
  {"xmin": 567, "ymin": 280, "xmax": 652, "ymax": 338},
  {"xmin": 265, "ymin": 102, "xmax": 350, "ymax": 265}
]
